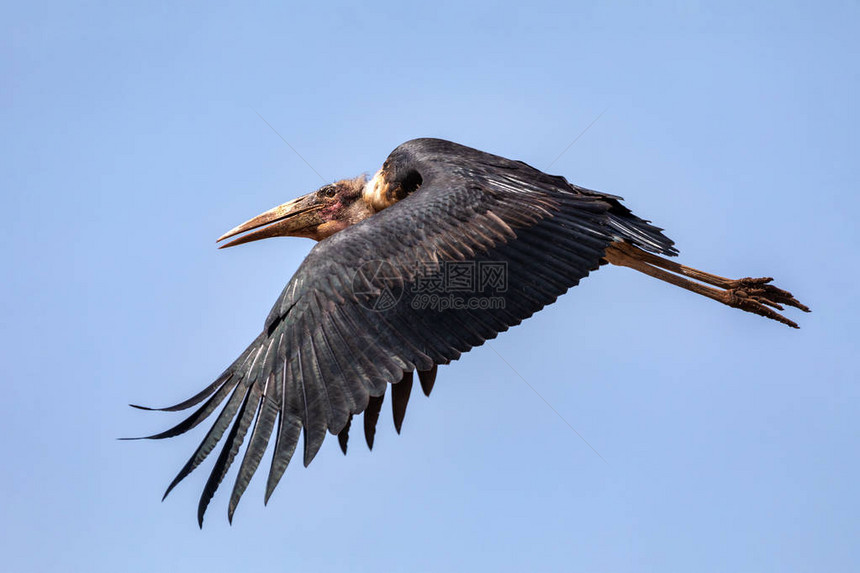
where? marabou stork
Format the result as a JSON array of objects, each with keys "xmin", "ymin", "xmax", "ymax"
[{"xmin": 131, "ymin": 138, "xmax": 808, "ymax": 525}]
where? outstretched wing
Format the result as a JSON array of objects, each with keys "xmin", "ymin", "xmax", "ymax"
[{"xmin": 134, "ymin": 138, "xmax": 676, "ymax": 525}]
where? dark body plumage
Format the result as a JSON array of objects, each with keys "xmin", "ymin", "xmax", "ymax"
[{"xmin": 131, "ymin": 138, "xmax": 806, "ymax": 525}]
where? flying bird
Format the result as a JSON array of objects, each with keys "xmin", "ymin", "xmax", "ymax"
[{"xmin": 131, "ymin": 138, "xmax": 809, "ymax": 525}]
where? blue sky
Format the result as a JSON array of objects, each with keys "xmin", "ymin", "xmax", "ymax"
[{"xmin": 2, "ymin": 1, "xmax": 858, "ymax": 571}]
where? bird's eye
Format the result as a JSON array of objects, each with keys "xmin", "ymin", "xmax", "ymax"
[{"xmin": 323, "ymin": 186, "xmax": 336, "ymax": 198}]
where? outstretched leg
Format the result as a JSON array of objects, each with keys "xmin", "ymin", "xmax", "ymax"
[{"xmin": 603, "ymin": 241, "xmax": 810, "ymax": 328}]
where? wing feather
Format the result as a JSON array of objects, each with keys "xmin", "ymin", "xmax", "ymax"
[
  {"xmin": 265, "ymin": 365, "xmax": 302, "ymax": 503},
  {"xmin": 228, "ymin": 370, "xmax": 280, "ymax": 521},
  {"xmin": 418, "ymin": 365, "xmax": 438, "ymax": 397},
  {"xmin": 391, "ymin": 371, "xmax": 414, "ymax": 434},
  {"xmin": 160, "ymin": 350, "xmax": 259, "ymax": 500},
  {"xmin": 363, "ymin": 394, "xmax": 384, "ymax": 450},
  {"xmin": 197, "ymin": 381, "xmax": 259, "ymax": 526}
]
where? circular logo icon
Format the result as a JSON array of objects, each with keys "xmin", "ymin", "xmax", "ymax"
[{"xmin": 352, "ymin": 260, "xmax": 404, "ymax": 312}]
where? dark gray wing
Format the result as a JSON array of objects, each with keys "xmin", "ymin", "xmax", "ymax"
[{"xmin": 135, "ymin": 138, "xmax": 676, "ymax": 525}]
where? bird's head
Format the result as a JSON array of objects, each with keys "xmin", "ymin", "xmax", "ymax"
[{"xmin": 217, "ymin": 175, "xmax": 376, "ymax": 247}]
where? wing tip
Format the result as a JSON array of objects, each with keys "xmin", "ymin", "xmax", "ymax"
[
  {"xmin": 418, "ymin": 365, "xmax": 438, "ymax": 397},
  {"xmin": 162, "ymin": 473, "xmax": 183, "ymax": 502},
  {"xmin": 129, "ymin": 403, "xmax": 155, "ymax": 411}
]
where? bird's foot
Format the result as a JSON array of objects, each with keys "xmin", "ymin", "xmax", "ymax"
[
  {"xmin": 604, "ymin": 242, "xmax": 810, "ymax": 328},
  {"xmin": 721, "ymin": 277, "xmax": 810, "ymax": 329}
]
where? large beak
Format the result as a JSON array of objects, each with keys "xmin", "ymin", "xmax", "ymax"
[{"xmin": 216, "ymin": 192, "xmax": 325, "ymax": 248}]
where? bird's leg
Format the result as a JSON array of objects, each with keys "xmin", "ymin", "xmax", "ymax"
[{"xmin": 603, "ymin": 242, "xmax": 810, "ymax": 328}]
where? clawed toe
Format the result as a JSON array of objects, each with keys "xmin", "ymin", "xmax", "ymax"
[
  {"xmin": 732, "ymin": 277, "xmax": 811, "ymax": 314},
  {"xmin": 723, "ymin": 285, "xmax": 802, "ymax": 329}
]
